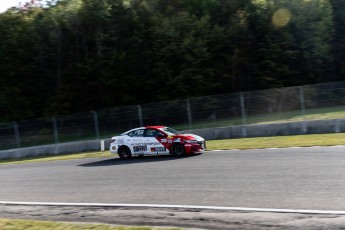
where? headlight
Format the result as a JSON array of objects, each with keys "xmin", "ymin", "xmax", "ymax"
[{"xmin": 185, "ymin": 140, "xmax": 198, "ymax": 144}]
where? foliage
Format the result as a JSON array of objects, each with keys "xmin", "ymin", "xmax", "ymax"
[{"xmin": 0, "ymin": 0, "xmax": 344, "ymax": 122}]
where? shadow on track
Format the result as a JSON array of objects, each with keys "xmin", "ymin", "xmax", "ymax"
[{"xmin": 78, "ymin": 154, "xmax": 200, "ymax": 167}]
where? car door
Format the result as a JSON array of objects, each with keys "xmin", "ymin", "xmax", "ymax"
[
  {"xmin": 144, "ymin": 128, "xmax": 170, "ymax": 155},
  {"xmin": 127, "ymin": 128, "xmax": 147, "ymax": 155}
]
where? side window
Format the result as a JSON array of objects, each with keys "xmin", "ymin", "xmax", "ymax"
[
  {"xmin": 145, "ymin": 129, "xmax": 161, "ymax": 137},
  {"xmin": 127, "ymin": 129, "xmax": 144, "ymax": 137}
]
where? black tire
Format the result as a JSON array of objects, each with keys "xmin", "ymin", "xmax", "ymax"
[
  {"xmin": 170, "ymin": 144, "xmax": 185, "ymax": 157},
  {"xmin": 118, "ymin": 146, "xmax": 132, "ymax": 159}
]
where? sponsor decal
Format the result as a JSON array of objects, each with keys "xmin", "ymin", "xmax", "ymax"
[
  {"xmin": 185, "ymin": 144, "xmax": 192, "ymax": 147},
  {"xmin": 150, "ymin": 147, "xmax": 166, "ymax": 152},
  {"xmin": 133, "ymin": 146, "xmax": 147, "ymax": 152},
  {"xmin": 167, "ymin": 139, "xmax": 173, "ymax": 143},
  {"xmin": 131, "ymin": 142, "xmax": 161, "ymax": 146},
  {"xmin": 160, "ymin": 139, "xmax": 167, "ymax": 143},
  {"xmin": 147, "ymin": 142, "xmax": 161, "ymax": 146},
  {"xmin": 174, "ymin": 138, "xmax": 181, "ymax": 143}
]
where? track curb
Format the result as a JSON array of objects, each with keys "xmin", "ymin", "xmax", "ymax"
[{"xmin": 1, "ymin": 201, "xmax": 345, "ymax": 215}]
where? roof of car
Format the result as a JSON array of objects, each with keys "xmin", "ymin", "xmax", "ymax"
[{"xmin": 145, "ymin": 126, "xmax": 166, "ymax": 129}]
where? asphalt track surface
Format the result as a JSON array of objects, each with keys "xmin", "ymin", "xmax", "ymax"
[{"xmin": 1, "ymin": 146, "xmax": 345, "ymax": 229}]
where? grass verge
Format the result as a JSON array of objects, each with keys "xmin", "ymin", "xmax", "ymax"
[
  {"xmin": 0, "ymin": 218, "xmax": 180, "ymax": 230},
  {"xmin": 1, "ymin": 133, "xmax": 345, "ymax": 166},
  {"xmin": 207, "ymin": 133, "xmax": 345, "ymax": 150}
]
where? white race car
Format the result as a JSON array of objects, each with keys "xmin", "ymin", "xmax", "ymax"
[{"xmin": 110, "ymin": 126, "xmax": 206, "ymax": 159}]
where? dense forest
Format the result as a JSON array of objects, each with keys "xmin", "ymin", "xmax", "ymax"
[{"xmin": 0, "ymin": 0, "xmax": 344, "ymax": 122}]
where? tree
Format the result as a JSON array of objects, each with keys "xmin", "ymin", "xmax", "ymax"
[
  {"xmin": 330, "ymin": 0, "xmax": 345, "ymax": 79},
  {"xmin": 0, "ymin": 11, "xmax": 43, "ymax": 121},
  {"xmin": 0, "ymin": 0, "xmax": 342, "ymax": 122},
  {"xmin": 249, "ymin": 0, "xmax": 335, "ymax": 88}
]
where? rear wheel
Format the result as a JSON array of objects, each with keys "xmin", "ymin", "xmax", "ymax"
[
  {"xmin": 118, "ymin": 146, "xmax": 132, "ymax": 159},
  {"xmin": 171, "ymin": 144, "xmax": 185, "ymax": 157}
]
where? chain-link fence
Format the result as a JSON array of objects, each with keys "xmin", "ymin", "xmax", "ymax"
[{"xmin": 1, "ymin": 82, "xmax": 345, "ymax": 151}]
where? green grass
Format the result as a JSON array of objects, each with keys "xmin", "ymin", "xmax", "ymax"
[
  {"xmin": 0, "ymin": 219, "xmax": 181, "ymax": 230},
  {"xmin": 186, "ymin": 106, "xmax": 345, "ymax": 130},
  {"xmin": 207, "ymin": 133, "xmax": 345, "ymax": 150},
  {"xmin": 252, "ymin": 106, "xmax": 345, "ymax": 124},
  {"xmin": 1, "ymin": 133, "xmax": 345, "ymax": 166}
]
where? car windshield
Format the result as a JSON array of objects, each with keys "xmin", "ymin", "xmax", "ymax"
[{"xmin": 159, "ymin": 127, "xmax": 181, "ymax": 135}]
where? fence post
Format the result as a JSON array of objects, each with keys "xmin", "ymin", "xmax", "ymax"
[
  {"xmin": 299, "ymin": 86, "xmax": 307, "ymax": 133},
  {"xmin": 240, "ymin": 92, "xmax": 247, "ymax": 137},
  {"xmin": 13, "ymin": 122, "xmax": 20, "ymax": 149},
  {"xmin": 186, "ymin": 99, "xmax": 193, "ymax": 130},
  {"xmin": 137, "ymin": 105, "xmax": 143, "ymax": 127},
  {"xmin": 299, "ymin": 86, "xmax": 306, "ymax": 116},
  {"xmin": 52, "ymin": 117, "xmax": 59, "ymax": 144},
  {"xmin": 92, "ymin": 111, "xmax": 100, "ymax": 139},
  {"xmin": 100, "ymin": 140, "xmax": 105, "ymax": 151}
]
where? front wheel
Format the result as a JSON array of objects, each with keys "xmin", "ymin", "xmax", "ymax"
[
  {"xmin": 118, "ymin": 146, "xmax": 132, "ymax": 159},
  {"xmin": 170, "ymin": 144, "xmax": 185, "ymax": 157}
]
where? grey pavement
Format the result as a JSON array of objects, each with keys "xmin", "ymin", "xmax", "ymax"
[
  {"xmin": 1, "ymin": 146, "xmax": 345, "ymax": 211},
  {"xmin": 2, "ymin": 146, "xmax": 345, "ymax": 229}
]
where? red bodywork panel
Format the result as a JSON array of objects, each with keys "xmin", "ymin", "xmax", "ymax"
[{"xmin": 150, "ymin": 127, "xmax": 205, "ymax": 154}]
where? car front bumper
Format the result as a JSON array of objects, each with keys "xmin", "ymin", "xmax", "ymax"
[{"xmin": 184, "ymin": 141, "xmax": 206, "ymax": 154}]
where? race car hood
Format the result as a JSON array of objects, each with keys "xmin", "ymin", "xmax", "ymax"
[{"xmin": 174, "ymin": 133, "xmax": 205, "ymax": 141}]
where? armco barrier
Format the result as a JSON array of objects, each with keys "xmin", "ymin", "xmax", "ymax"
[
  {"xmin": 189, "ymin": 119, "xmax": 345, "ymax": 140},
  {"xmin": 0, "ymin": 139, "xmax": 111, "ymax": 160},
  {"xmin": 0, "ymin": 119, "xmax": 344, "ymax": 160}
]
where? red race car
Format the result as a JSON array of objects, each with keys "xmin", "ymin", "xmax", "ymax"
[{"xmin": 110, "ymin": 126, "xmax": 206, "ymax": 159}]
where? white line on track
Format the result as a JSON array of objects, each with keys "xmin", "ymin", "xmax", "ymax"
[
  {"xmin": 209, "ymin": 145, "xmax": 345, "ymax": 152},
  {"xmin": 1, "ymin": 201, "xmax": 345, "ymax": 215}
]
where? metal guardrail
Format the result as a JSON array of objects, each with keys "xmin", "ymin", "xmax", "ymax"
[{"xmin": 1, "ymin": 81, "xmax": 345, "ymax": 151}]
